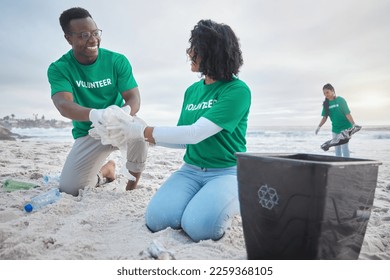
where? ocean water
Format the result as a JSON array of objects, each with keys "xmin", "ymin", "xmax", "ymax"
[
  {"xmin": 12, "ymin": 127, "xmax": 74, "ymax": 143},
  {"xmin": 11, "ymin": 125, "xmax": 390, "ymax": 162},
  {"xmin": 246, "ymin": 126, "xmax": 390, "ymax": 162}
]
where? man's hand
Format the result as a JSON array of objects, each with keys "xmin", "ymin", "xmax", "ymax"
[
  {"xmin": 88, "ymin": 105, "xmax": 147, "ymax": 148},
  {"xmin": 89, "ymin": 108, "xmax": 105, "ymax": 126}
]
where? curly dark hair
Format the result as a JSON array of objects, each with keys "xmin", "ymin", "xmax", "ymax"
[
  {"xmin": 59, "ymin": 7, "xmax": 92, "ymax": 34},
  {"xmin": 187, "ymin": 19, "xmax": 243, "ymax": 81}
]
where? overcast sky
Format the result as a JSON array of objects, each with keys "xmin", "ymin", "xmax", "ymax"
[{"xmin": 1, "ymin": 0, "xmax": 389, "ymax": 128}]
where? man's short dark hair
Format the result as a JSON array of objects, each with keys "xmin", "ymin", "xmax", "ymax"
[{"xmin": 59, "ymin": 7, "xmax": 92, "ymax": 33}]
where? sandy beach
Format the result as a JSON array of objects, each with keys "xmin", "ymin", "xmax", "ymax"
[{"xmin": 0, "ymin": 131, "xmax": 389, "ymax": 260}]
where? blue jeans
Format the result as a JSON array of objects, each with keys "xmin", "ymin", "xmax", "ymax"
[
  {"xmin": 145, "ymin": 163, "xmax": 239, "ymax": 242},
  {"xmin": 332, "ymin": 132, "xmax": 350, "ymax": 157}
]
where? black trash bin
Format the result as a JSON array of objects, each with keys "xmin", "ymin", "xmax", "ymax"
[{"xmin": 236, "ymin": 153, "xmax": 381, "ymax": 260}]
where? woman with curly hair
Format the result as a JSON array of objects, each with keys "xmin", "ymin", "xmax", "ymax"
[
  {"xmin": 145, "ymin": 19, "xmax": 251, "ymax": 242},
  {"xmin": 95, "ymin": 19, "xmax": 251, "ymax": 241}
]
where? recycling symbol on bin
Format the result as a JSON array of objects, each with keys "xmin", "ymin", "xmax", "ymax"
[{"xmin": 257, "ymin": 184, "xmax": 279, "ymax": 210}]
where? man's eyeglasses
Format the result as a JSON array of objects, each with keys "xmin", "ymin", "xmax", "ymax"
[{"xmin": 68, "ymin": 29, "xmax": 102, "ymax": 41}]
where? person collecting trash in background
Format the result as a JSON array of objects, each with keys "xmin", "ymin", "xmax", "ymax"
[{"xmin": 315, "ymin": 83, "xmax": 359, "ymax": 157}]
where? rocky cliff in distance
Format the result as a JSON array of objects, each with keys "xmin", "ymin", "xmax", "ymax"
[{"xmin": 0, "ymin": 125, "xmax": 20, "ymax": 140}]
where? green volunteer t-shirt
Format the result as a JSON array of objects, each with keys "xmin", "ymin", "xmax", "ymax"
[
  {"xmin": 321, "ymin": 96, "xmax": 352, "ymax": 133},
  {"xmin": 47, "ymin": 48, "xmax": 138, "ymax": 139},
  {"xmin": 177, "ymin": 77, "xmax": 251, "ymax": 168}
]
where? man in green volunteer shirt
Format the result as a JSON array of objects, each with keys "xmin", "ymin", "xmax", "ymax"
[{"xmin": 47, "ymin": 7, "xmax": 148, "ymax": 196}]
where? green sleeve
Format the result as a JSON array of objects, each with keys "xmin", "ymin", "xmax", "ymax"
[
  {"xmin": 114, "ymin": 55, "xmax": 138, "ymax": 93},
  {"xmin": 47, "ymin": 63, "xmax": 73, "ymax": 96},
  {"xmin": 203, "ymin": 83, "xmax": 251, "ymax": 133},
  {"xmin": 338, "ymin": 97, "xmax": 351, "ymax": 115}
]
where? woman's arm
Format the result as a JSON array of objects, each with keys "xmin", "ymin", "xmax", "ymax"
[
  {"xmin": 144, "ymin": 117, "xmax": 223, "ymax": 145},
  {"xmin": 345, "ymin": 114, "xmax": 355, "ymax": 125},
  {"xmin": 315, "ymin": 116, "xmax": 328, "ymax": 134},
  {"xmin": 317, "ymin": 116, "xmax": 328, "ymax": 128}
]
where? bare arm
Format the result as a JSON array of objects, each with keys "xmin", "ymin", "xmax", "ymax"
[
  {"xmin": 122, "ymin": 87, "xmax": 141, "ymax": 116},
  {"xmin": 317, "ymin": 116, "xmax": 328, "ymax": 128},
  {"xmin": 52, "ymin": 87, "xmax": 141, "ymax": 122},
  {"xmin": 315, "ymin": 116, "xmax": 328, "ymax": 134},
  {"xmin": 51, "ymin": 92, "xmax": 92, "ymax": 121},
  {"xmin": 345, "ymin": 114, "xmax": 355, "ymax": 125},
  {"xmin": 144, "ymin": 127, "xmax": 155, "ymax": 143}
]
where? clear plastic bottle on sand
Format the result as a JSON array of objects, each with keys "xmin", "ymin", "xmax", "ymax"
[
  {"xmin": 24, "ymin": 188, "xmax": 61, "ymax": 213},
  {"xmin": 43, "ymin": 174, "xmax": 61, "ymax": 185}
]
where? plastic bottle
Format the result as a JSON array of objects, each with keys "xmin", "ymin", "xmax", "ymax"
[
  {"xmin": 43, "ymin": 174, "xmax": 61, "ymax": 185},
  {"xmin": 3, "ymin": 179, "xmax": 39, "ymax": 191},
  {"xmin": 24, "ymin": 188, "xmax": 61, "ymax": 213}
]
